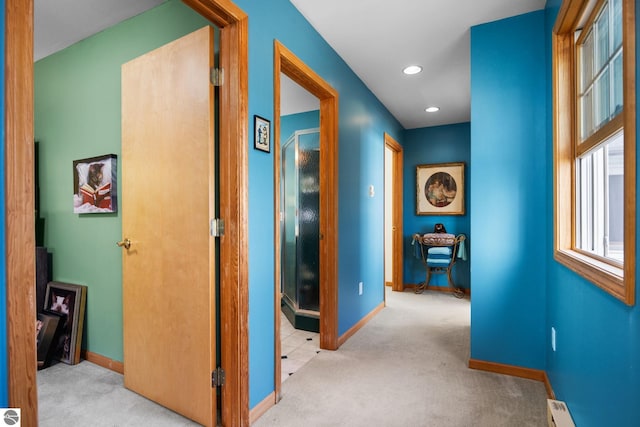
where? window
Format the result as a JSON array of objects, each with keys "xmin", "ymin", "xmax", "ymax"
[{"xmin": 554, "ymin": 0, "xmax": 635, "ymax": 305}]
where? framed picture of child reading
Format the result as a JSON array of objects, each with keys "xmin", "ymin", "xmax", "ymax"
[{"xmin": 416, "ymin": 162, "xmax": 465, "ymax": 215}]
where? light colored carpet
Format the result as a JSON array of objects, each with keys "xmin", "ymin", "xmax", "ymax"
[
  {"xmin": 37, "ymin": 361, "xmax": 197, "ymax": 426},
  {"xmin": 37, "ymin": 288, "xmax": 547, "ymax": 426},
  {"xmin": 254, "ymin": 289, "xmax": 548, "ymax": 427}
]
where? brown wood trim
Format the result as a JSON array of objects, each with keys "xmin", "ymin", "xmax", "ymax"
[
  {"xmin": 273, "ymin": 42, "xmax": 283, "ymax": 403},
  {"xmin": 553, "ymin": 0, "xmax": 589, "ymax": 34},
  {"xmin": 5, "ymin": 0, "xmax": 37, "ymax": 425},
  {"xmin": 274, "ymin": 40, "xmax": 339, "ymax": 356},
  {"xmin": 468, "ymin": 359, "xmax": 554, "ymax": 397},
  {"xmin": 249, "ymin": 391, "xmax": 275, "ymax": 425},
  {"xmin": 82, "ymin": 350, "xmax": 125, "ymax": 375},
  {"xmin": 182, "ymin": 0, "xmax": 247, "ymax": 26},
  {"xmin": 384, "ymin": 133, "xmax": 403, "ymax": 293},
  {"xmin": 337, "ymin": 302, "xmax": 384, "ymax": 347},
  {"xmin": 622, "ymin": 0, "xmax": 636, "ymax": 306},
  {"xmin": 319, "ymin": 93, "xmax": 339, "ymax": 352},
  {"xmin": 218, "ymin": 16, "xmax": 250, "ymax": 427},
  {"xmin": 182, "ymin": 2, "xmax": 250, "ymax": 424},
  {"xmin": 469, "ymin": 358, "xmax": 556, "ymax": 399},
  {"xmin": 543, "ymin": 371, "xmax": 556, "ymax": 400}
]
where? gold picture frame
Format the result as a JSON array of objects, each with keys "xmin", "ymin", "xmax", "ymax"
[{"xmin": 416, "ymin": 162, "xmax": 465, "ymax": 215}]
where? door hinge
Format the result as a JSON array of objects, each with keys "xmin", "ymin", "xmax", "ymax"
[
  {"xmin": 210, "ymin": 67, "xmax": 223, "ymax": 86},
  {"xmin": 211, "ymin": 218, "xmax": 225, "ymax": 237},
  {"xmin": 212, "ymin": 367, "xmax": 225, "ymax": 387}
]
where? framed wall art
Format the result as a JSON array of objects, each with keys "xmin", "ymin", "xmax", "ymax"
[
  {"xmin": 416, "ymin": 162, "xmax": 465, "ymax": 215},
  {"xmin": 254, "ymin": 115, "xmax": 271, "ymax": 153},
  {"xmin": 73, "ymin": 154, "xmax": 117, "ymax": 214},
  {"xmin": 36, "ymin": 311, "xmax": 64, "ymax": 369},
  {"xmin": 44, "ymin": 282, "xmax": 87, "ymax": 365}
]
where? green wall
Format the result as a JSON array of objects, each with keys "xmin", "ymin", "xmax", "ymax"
[{"xmin": 34, "ymin": 0, "xmax": 209, "ymax": 362}]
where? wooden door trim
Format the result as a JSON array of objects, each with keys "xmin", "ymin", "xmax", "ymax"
[
  {"xmin": 273, "ymin": 39, "xmax": 339, "ymax": 399},
  {"xmin": 384, "ymin": 133, "xmax": 404, "ymax": 292},
  {"xmin": 181, "ymin": 2, "xmax": 249, "ymax": 425},
  {"xmin": 6, "ymin": 0, "xmax": 249, "ymax": 425},
  {"xmin": 5, "ymin": 0, "xmax": 37, "ymax": 420}
]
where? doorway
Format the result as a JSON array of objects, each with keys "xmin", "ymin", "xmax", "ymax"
[
  {"xmin": 281, "ymin": 127, "xmax": 321, "ymax": 331},
  {"xmin": 273, "ymin": 40, "xmax": 339, "ymax": 401},
  {"xmin": 384, "ymin": 133, "xmax": 404, "ymax": 292},
  {"xmin": 5, "ymin": 0, "xmax": 249, "ymax": 425}
]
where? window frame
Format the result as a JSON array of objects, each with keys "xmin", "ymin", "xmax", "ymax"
[{"xmin": 553, "ymin": 0, "xmax": 636, "ymax": 305}]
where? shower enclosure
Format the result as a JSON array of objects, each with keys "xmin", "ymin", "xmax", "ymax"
[{"xmin": 281, "ymin": 128, "xmax": 320, "ymax": 332}]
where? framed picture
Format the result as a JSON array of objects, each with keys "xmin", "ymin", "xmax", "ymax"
[
  {"xmin": 36, "ymin": 311, "xmax": 64, "ymax": 369},
  {"xmin": 254, "ymin": 115, "xmax": 271, "ymax": 153},
  {"xmin": 44, "ymin": 282, "xmax": 87, "ymax": 365},
  {"xmin": 416, "ymin": 162, "xmax": 465, "ymax": 215},
  {"xmin": 73, "ymin": 154, "xmax": 118, "ymax": 214}
]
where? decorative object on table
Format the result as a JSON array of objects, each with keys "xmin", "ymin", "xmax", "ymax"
[
  {"xmin": 44, "ymin": 282, "xmax": 87, "ymax": 365},
  {"xmin": 254, "ymin": 115, "xmax": 271, "ymax": 153},
  {"xmin": 36, "ymin": 311, "xmax": 64, "ymax": 369},
  {"xmin": 416, "ymin": 162, "xmax": 464, "ymax": 215},
  {"xmin": 73, "ymin": 154, "xmax": 117, "ymax": 213}
]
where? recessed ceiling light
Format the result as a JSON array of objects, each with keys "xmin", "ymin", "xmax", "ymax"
[
  {"xmin": 425, "ymin": 106, "xmax": 440, "ymax": 113},
  {"xmin": 402, "ymin": 65, "xmax": 423, "ymax": 75}
]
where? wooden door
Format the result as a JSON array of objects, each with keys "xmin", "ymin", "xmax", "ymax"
[{"xmin": 121, "ymin": 26, "xmax": 216, "ymax": 427}]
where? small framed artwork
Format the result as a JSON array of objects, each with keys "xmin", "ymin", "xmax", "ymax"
[
  {"xmin": 36, "ymin": 311, "xmax": 64, "ymax": 369},
  {"xmin": 73, "ymin": 154, "xmax": 118, "ymax": 214},
  {"xmin": 416, "ymin": 162, "xmax": 465, "ymax": 215},
  {"xmin": 254, "ymin": 115, "xmax": 271, "ymax": 153},
  {"xmin": 44, "ymin": 282, "xmax": 87, "ymax": 365}
]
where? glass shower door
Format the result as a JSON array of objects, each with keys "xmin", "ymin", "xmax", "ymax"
[{"xmin": 281, "ymin": 128, "xmax": 320, "ymax": 330}]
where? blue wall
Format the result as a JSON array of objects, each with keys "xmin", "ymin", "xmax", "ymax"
[
  {"xmin": 281, "ymin": 110, "xmax": 319, "ymax": 145},
  {"xmin": 469, "ymin": 11, "xmax": 547, "ymax": 370},
  {"xmin": 543, "ymin": 1, "xmax": 640, "ymax": 425},
  {"xmin": 233, "ymin": 0, "xmax": 404, "ymax": 407},
  {"xmin": 0, "ymin": 0, "xmax": 6, "ymax": 406},
  {"xmin": 403, "ymin": 123, "xmax": 471, "ymax": 291}
]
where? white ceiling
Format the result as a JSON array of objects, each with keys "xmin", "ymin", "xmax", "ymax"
[
  {"xmin": 290, "ymin": 0, "xmax": 546, "ymax": 128},
  {"xmin": 34, "ymin": 0, "xmax": 546, "ymax": 129},
  {"xmin": 34, "ymin": 0, "xmax": 166, "ymax": 61}
]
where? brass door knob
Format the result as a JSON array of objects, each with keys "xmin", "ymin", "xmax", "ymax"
[{"xmin": 117, "ymin": 238, "xmax": 131, "ymax": 250}]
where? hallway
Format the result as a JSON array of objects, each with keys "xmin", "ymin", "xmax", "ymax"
[
  {"xmin": 255, "ymin": 289, "xmax": 547, "ymax": 426},
  {"xmin": 37, "ymin": 288, "xmax": 547, "ymax": 426}
]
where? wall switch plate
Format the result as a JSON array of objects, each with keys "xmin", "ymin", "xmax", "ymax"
[
  {"xmin": 551, "ymin": 327, "xmax": 556, "ymax": 352},
  {"xmin": 369, "ymin": 185, "xmax": 375, "ymax": 197},
  {"xmin": 358, "ymin": 281, "xmax": 363, "ymax": 295}
]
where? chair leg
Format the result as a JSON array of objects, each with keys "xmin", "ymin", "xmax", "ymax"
[
  {"xmin": 447, "ymin": 267, "xmax": 465, "ymax": 299},
  {"xmin": 415, "ymin": 267, "xmax": 432, "ymax": 294}
]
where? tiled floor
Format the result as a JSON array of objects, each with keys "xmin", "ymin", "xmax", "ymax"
[{"xmin": 280, "ymin": 311, "xmax": 320, "ymax": 382}]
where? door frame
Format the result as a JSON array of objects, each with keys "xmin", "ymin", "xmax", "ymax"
[
  {"xmin": 5, "ymin": 0, "xmax": 250, "ymax": 425},
  {"xmin": 273, "ymin": 40, "xmax": 339, "ymax": 400},
  {"xmin": 384, "ymin": 133, "xmax": 404, "ymax": 292}
]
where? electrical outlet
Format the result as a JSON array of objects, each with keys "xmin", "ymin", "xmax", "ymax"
[
  {"xmin": 551, "ymin": 327, "xmax": 556, "ymax": 352},
  {"xmin": 358, "ymin": 281, "xmax": 363, "ymax": 295}
]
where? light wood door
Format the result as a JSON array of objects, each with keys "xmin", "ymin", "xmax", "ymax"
[{"xmin": 121, "ymin": 26, "xmax": 216, "ymax": 427}]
